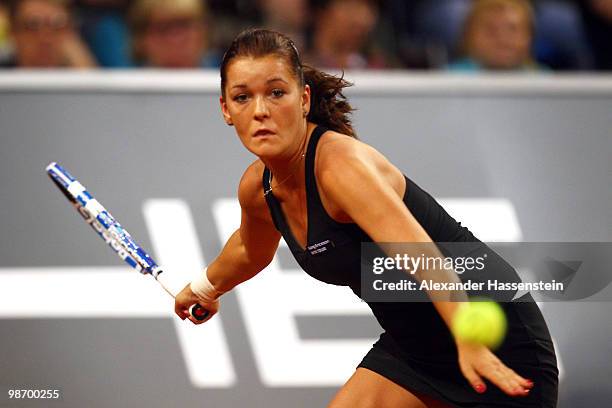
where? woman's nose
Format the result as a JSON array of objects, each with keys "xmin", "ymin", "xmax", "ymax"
[{"xmin": 253, "ymin": 95, "xmax": 270, "ymax": 119}]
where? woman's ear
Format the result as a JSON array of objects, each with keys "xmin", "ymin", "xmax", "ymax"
[
  {"xmin": 220, "ymin": 96, "xmax": 233, "ymax": 126},
  {"xmin": 302, "ymin": 84, "xmax": 311, "ymax": 117}
]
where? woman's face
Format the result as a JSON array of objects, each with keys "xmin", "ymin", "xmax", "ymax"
[
  {"xmin": 323, "ymin": 0, "xmax": 378, "ymax": 52},
  {"xmin": 12, "ymin": 0, "xmax": 72, "ymax": 67},
  {"xmin": 467, "ymin": 6, "xmax": 531, "ymax": 69},
  {"xmin": 221, "ymin": 55, "xmax": 310, "ymax": 159},
  {"xmin": 141, "ymin": 10, "xmax": 205, "ymax": 68}
]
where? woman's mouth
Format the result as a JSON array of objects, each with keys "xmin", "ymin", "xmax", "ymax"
[{"xmin": 253, "ymin": 129, "xmax": 275, "ymax": 137}]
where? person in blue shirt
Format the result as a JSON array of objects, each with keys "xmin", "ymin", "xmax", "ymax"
[{"xmin": 448, "ymin": 0, "xmax": 545, "ymax": 72}]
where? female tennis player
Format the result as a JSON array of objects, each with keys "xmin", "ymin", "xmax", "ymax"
[{"xmin": 174, "ymin": 29, "xmax": 558, "ymax": 407}]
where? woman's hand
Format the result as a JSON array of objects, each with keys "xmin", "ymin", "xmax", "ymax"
[
  {"xmin": 456, "ymin": 342, "xmax": 534, "ymax": 397},
  {"xmin": 174, "ymin": 283, "xmax": 219, "ymax": 324}
]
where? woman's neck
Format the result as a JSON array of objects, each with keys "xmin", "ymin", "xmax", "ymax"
[{"xmin": 262, "ymin": 122, "xmax": 316, "ymax": 193}]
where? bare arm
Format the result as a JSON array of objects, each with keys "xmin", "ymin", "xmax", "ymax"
[
  {"xmin": 175, "ymin": 161, "xmax": 280, "ymax": 317},
  {"xmin": 317, "ymin": 135, "xmax": 532, "ymax": 397},
  {"xmin": 207, "ymin": 198, "xmax": 281, "ymax": 292},
  {"xmin": 317, "ymin": 137, "xmax": 462, "ymax": 326}
]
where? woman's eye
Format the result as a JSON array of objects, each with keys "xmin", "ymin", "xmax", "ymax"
[
  {"xmin": 233, "ymin": 94, "xmax": 248, "ymax": 103},
  {"xmin": 271, "ymin": 89, "xmax": 285, "ymax": 98}
]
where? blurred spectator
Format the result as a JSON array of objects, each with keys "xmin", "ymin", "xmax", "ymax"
[
  {"xmin": 578, "ymin": 0, "xmax": 612, "ymax": 70},
  {"xmin": 258, "ymin": 0, "xmax": 309, "ymax": 51},
  {"xmin": 0, "ymin": 0, "xmax": 604, "ymax": 72},
  {"xmin": 386, "ymin": 0, "xmax": 591, "ymax": 70},
  {"xmin": 0, "ymin": 1, "xmax": 12, "ymax": 63},
  {"xmin": 129, "ymin": 0, "xmax": 220, "ymax": 69},
  {"xmin": 2, "ymin": 0, "xmax": 96, "ymax": 68},
  {"xmin": 306, "ymin": 0, "xmax": 390, "ymax": 69},
  {"xmin": 448, "ymin": 0, "xmax": 545, "ymax": 71},
  {"xmin": 75, "ymin": 0, "xmax": 131, "ymax": 67}
]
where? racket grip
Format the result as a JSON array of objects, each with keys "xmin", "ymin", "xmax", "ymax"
[{"xmin": 189, "ymin": 303, "xmax": 210, "ymax": 321}]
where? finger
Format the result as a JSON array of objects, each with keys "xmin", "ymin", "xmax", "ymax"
[
  {"xmin": 493, "ymin": 362, "xmax": 532, "ymax": 396},
  {"xmin": 504, "ymin": 376, "xmax": 527, "ymax": 396},
  {"xmin": 174, "ymin": 305, "xmax": 189, "ymax": 320},
  {"xmin": 460, "ymin": 360, "xmax": 487, "ymax": 394},
  {"xmin": 479, "ymin": 362, "xmax": 514, "ymax": 395},
  {"xmin": 478, "ymin": 363, "xmax": 527, "ymax": 397},
  {"xmin": 503, "ymin": 367, "xmax": 533, "ymax": 396},
  {"xmin": 506, "ymin": 367, "xmax": 534, "ymax": 389}
]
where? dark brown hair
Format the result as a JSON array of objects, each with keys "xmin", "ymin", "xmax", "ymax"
[{"xmin": 220, "ymin": 28, "xmax": 356, "ymax": 138}]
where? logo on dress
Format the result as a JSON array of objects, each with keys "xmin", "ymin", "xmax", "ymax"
[{"xmin": 307, "ymin": 239, "xmax": 335, "ymax": 256}]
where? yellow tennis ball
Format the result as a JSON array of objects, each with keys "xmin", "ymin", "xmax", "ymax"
[{"xmin": 452, "ymin": 300, "xmax": 507, "ymax": 349}]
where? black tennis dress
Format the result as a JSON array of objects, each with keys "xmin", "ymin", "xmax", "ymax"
[{"xmin": 263, "ymin": 126, "xmax": 558, "ymax": 407}]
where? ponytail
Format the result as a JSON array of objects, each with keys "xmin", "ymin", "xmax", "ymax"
[{"xmin": 304, "ymin": 65, "xmax": 357, "ymax": 138}]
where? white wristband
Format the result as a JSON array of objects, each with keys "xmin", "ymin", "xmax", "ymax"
[{"xmin": 190, "ymin": 268, "xmax": 222, "ymax": 303}]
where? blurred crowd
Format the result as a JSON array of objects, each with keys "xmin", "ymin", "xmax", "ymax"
[{"xmin": 0, "ymin": 0, "xmax": 611, "ymax": 71}]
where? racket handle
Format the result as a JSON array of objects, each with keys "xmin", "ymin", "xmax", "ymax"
[{"xmin": 189, "ymin": 303, "xmax": 210, "ymax": 321}]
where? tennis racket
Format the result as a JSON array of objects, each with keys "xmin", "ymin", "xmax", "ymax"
[{"xmin": 46, "ymin": 162, "xmax": 210, "ymax": 321}]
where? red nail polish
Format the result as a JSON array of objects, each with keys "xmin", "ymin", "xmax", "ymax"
[
  {"xmin": 526, "ymin": 379, "xmax": 534, "ymax": 386},
  {"xmin": 475, "ymin": 384, "xmax": 486, "ymax": 393}
]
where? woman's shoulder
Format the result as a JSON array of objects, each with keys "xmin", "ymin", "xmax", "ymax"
[
  {"xmin": 237, "ymin": 159, "xmax": 268, "ymax": 215},
  {"xmin": 316, "ymin": 129, "xmax": 394, "ymax": 176},
  {"xmin": 315, "ymin": 129, "xmax": 405, "ymax": 196},
  {"xmin": 316, "ymin": 129, "xmax": 370, "ymax": 164}
]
